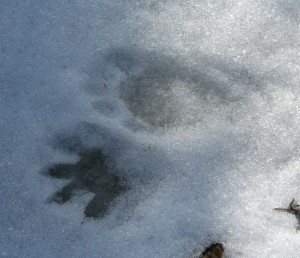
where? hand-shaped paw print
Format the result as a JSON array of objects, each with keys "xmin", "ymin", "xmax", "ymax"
[{"xmin": 45, "ymin": 149, "xmax": 127, "ymax": 218}]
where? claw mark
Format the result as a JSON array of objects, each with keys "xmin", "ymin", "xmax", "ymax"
[{"xmin": 45, "ymin": 149, "xmax": 127, "ymax": 218}]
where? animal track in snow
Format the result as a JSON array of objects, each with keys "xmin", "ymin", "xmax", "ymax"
[{"xmin": 45, "ymin": 149, "xmax": 127, "ymax": 218}]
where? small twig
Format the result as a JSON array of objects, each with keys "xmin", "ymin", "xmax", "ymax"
[
  {"xmin": 274, "ymin": 199, "xmax": 300, "ymax": 215},
  {"xmin": 274, "ymin": 208, "xmax": 290, "ymax": 212}
]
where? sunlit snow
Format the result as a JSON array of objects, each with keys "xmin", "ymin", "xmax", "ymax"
[{"xmin": 1, "ymin": 0, "xmax": 300, "ymax": 257}]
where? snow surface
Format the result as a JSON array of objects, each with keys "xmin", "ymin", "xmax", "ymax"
[{"xmin": 1, "ymin": 0, "xmax": 300, "ymax": 257}]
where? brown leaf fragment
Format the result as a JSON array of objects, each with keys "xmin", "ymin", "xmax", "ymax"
[{"xmin": 200, "ymin": 243, "xmax": 224, "ymax": 258}]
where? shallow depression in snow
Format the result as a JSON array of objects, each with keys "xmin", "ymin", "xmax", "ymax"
[{"xmin": 2, "ymin": 0, "xmax": 300, "ymax": 257}]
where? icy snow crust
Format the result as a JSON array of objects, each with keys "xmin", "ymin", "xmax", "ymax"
[{"xmin": 1, "ymin": 0, "xmax": 300, "ymax": 257}]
